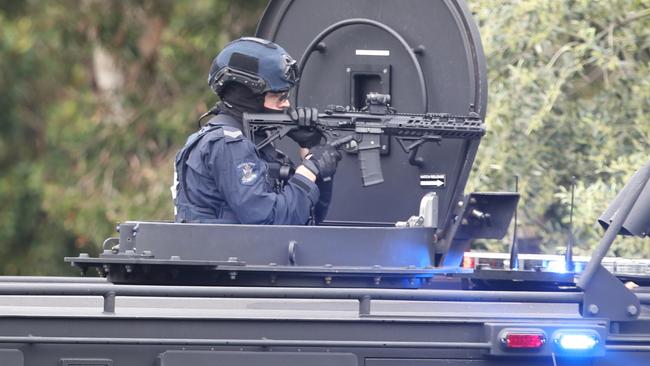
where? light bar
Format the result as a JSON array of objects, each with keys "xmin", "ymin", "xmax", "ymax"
[
  {"xmin": 492, "ymin": 328, "xmax": 604, "ymax": 357},
  {"xmin": 546, "ymin": 260, "xmax": 568, "ymax": 273},
  {"xmin": 462, "ymin": 255, "xmax": 475, "ymax": 269}
]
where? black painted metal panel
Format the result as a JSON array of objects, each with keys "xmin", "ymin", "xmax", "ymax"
[
  {"xmin": 159, "ymin": 351, "xmax": 357, "ymax": 366},
  {"xmin": 0, "ymin": 349, "xmax": 22, "ymax": 366},
  {"xmin": 256, "ymin": 0, "xmax": 487, "ymax": 226},
  {"xmin": 120, "ymin": 221, "xmax": 435, "ymax": 267}
]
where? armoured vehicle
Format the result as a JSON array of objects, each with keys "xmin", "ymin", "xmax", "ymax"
[{"xmin": 1, "ymin": 0, "xmax": 649, "ymax": 365}]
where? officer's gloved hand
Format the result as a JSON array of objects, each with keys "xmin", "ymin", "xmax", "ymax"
[
  {"xmin": 301, "ymin": 143, "xmax": 343, "ymax": 182},
  {"xmin": 287, "ymin": 107, "xmax": 322, "ymax": 148}
]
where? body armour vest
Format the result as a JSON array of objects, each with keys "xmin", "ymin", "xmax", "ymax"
[{"xmin": 172, "ymin": 113, "xmax": 294, "ymax": 223}]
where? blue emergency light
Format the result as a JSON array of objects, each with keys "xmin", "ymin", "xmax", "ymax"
[
  {"xmin": 557, "ymin": 334, "xmax": 598, "ymax": 350},
  {"xmin": 553, "ymin": 330, "xmax": 600, "ymax": 353}
]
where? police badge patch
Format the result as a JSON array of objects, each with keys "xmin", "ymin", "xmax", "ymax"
[{"xmin": 237, "ymin": 162, "xmax": 258, "ymax": 185}]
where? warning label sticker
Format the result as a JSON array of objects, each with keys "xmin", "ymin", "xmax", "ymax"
[{"xmin": 420, "ymin": 174, "xmax": 446, "ymax": 188}]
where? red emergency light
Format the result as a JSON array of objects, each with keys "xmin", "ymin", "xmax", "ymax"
[
  {"xmin": 500, "ymin": 331, "xmax": 546, "ymax": 350},
  {"xmin": 462, "ymin": 255, "xmax": 475, "ymax": 269}
]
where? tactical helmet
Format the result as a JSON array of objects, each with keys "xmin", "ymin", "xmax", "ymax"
[{"xmin": 208, "ymin": 37, "xmax": 299, "ymax": 96}]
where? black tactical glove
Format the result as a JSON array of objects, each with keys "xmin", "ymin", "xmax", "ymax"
[
  {"xmin": 287, "ymin": 107, "xmax": 322, "ymax": 148},
  {"xmin": 301, "ymin": 143, "xmax": 343, "ymax": 182}
]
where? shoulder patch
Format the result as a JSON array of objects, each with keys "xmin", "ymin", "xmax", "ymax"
[
  {"xmin": 224, "ymin": 129, "xmax": 243, "ymax": 138},
  {"xmin": 222, "ymin": 126, "xmax": 244, "ymax": 142},
  {"xmin": 237, "ymin": 162, "xmax": 259, "ymax": 185}
]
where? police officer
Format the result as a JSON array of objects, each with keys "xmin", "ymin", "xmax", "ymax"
[{"xmin": 172, "ymin": 37, "xmax": 341, "ymax": 225}]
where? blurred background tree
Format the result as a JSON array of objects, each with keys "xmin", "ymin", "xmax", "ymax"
[
  {"xmin": 0, "ymin": 0, "xmax": 647, "ymax": 274},
  {"xmin": 468, "ymin": 0, "xmax": 650, "ymax": 257},
  {"xmin": 0, "ymin": 0, "xmax": 265, "ymax": 274}
]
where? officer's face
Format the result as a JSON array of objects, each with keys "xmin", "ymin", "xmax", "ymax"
[{"xmin": 264, "ymin": 91, "xmax": 291, "ymax": 110}]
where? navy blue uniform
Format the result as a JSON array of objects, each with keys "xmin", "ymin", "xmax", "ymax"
[{"xmin": 173, "ymin": 113, "xmax": 323, "ymax": 224}]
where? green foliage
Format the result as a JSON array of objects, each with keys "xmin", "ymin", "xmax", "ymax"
[
  {"xmin": 468, "ymin": 0, "xmax": 650, "ymax": 256},
  {"xmin": 0, "ymin": 0, "xmax": 265, "ymax": 274},
  {"xmin": 0, "ymin": 0, "xmax": 648, "ymax": 274}
]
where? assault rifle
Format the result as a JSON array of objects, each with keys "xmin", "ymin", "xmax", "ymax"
[{"xmin": 243, "ymin": 93, "xmax": 485, "ymax": 186}]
